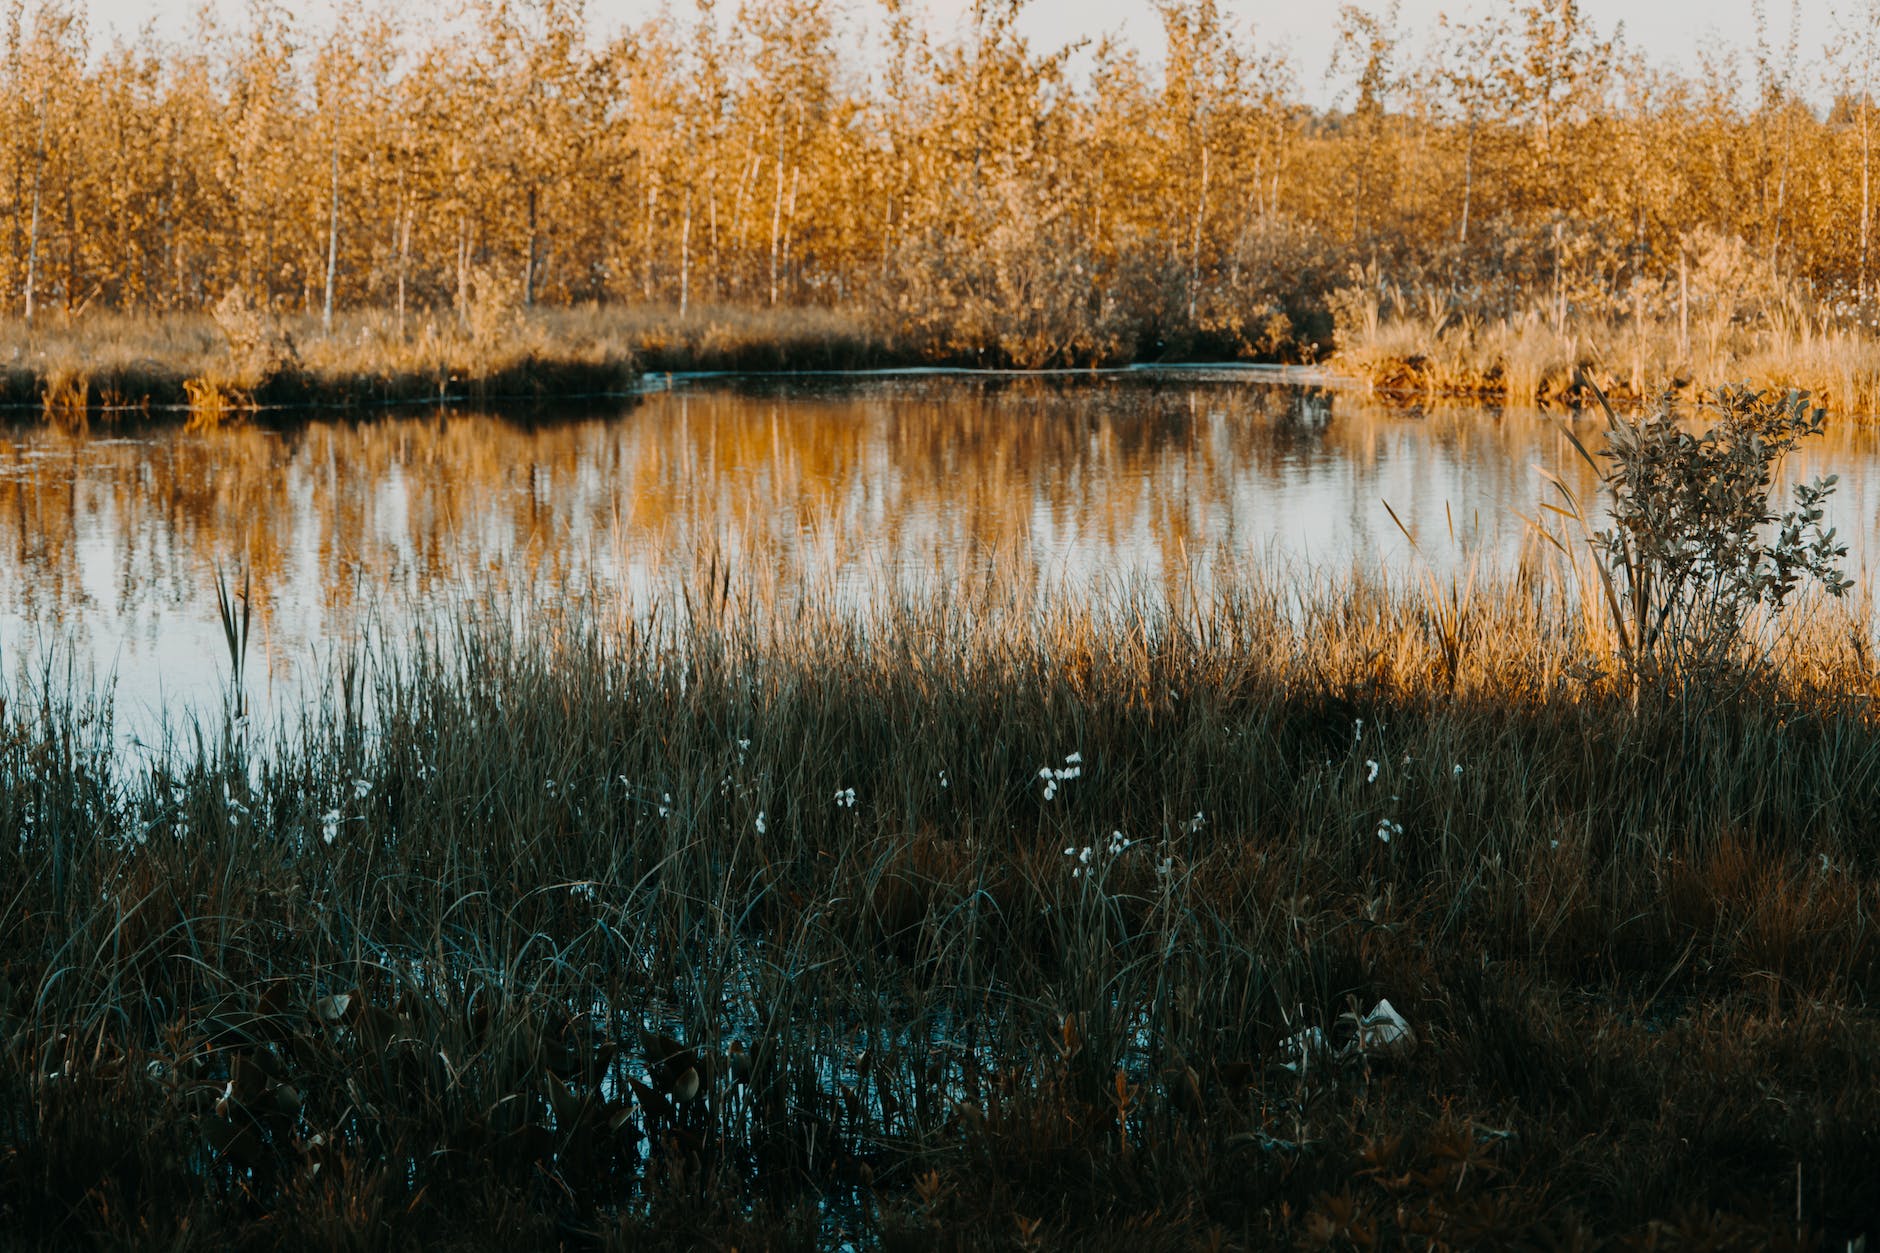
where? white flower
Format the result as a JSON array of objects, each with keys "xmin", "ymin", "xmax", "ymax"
[
  {"xmin": 1353, "ymin": 718, "xmax": 1364, "ymax": 743},
  {"xmin": 1156, "ymin": 857, "xmax": 1175, "ymax": 877},
  {"xmin": 1376, "ymin": 818, "xmax": 1402, "ymax": 843},
  {"xmin": 320, "ymin": 810, "xmax": 341, "ymax": 845},
  {"xmin": 834, "ymin": 788, "xmax": 856, "ymax": 808},
  {"xmin": 938, "ymin": 771, "xmax": 949, "ymax": 788},
  {"xmin": 1365, "ymin": 760, "xmax": 1379, "ymax": 783},
  {"xmin": 738, "ymin": 739, "xmax": 751, "ymax": 751},
  {"xmin": 352, "ymin": 778, "xmax": 370, "ymax": 799},
  {"xmin": 1183, "ymin": 811, "xmax": 1205, "ymax": 834},
  {"xmin": 1107, "ymin": 830, "xmax": 1130, "ymax": 855},
  {"xmin": 755, "ymin": 811, "xmax": 767, "ymax": 835},
  {"xmin": 1043, "ymin": 754, "xmax": 1083, "ymax": 786},
  {"xmin": 658, "ymin": 793, "xmax": 672, "ymax": 818},
  {"xmin": 1452, "ymin": 763, "xmax": 1464, "ymax": 779}
]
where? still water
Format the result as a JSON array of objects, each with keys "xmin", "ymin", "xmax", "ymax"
[{"xmin": 4, "ymin": 369, "xmax": 1879, "ymax": 737}]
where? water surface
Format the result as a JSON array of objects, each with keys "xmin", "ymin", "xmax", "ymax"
[{"xmin": 5, "ymin": 370, "xmax": 1878, "ymax": 739}]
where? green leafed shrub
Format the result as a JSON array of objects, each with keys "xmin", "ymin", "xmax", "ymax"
[{"xmin": 1548, "ymin": 383, "xmax": 1853, "ymax": 696}]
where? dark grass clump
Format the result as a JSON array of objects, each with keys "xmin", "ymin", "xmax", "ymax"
[{"xmin": 3, "ymin": 570, "xmax": 1880, "ymax": 1250}]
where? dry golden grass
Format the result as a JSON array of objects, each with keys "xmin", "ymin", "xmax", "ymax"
[
  {"xmin": 1335, "ymin": 306, "xmax": 1880, "ymax": 419},
  {"xmin": 0, "ymin": 303, "xmax": 916, "ymax": 422}
]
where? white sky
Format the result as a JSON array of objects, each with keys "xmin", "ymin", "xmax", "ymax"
[{"xmin": 80, "ymin": 0, "xmax": 1845, "ymax": 107}]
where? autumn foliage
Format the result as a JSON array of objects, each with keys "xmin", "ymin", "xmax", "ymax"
[{"xmin": 1, "ymin": 0, "xmax": 1877, "ymax": 375}]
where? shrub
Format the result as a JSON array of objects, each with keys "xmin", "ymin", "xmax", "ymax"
[{"xmin": 1548, "ymin": 382, "xmax": 1853, "ymax": 696}]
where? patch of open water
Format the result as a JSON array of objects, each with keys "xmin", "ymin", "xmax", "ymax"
[{"xmin": 5, "ymin": 369, "xmax": 1879, "ymax": 743}]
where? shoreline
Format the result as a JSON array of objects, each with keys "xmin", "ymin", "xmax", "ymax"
[
  {"xmin": 11, "ymin": 301, "xmax": 1880, "ymax": 426},
  {"xmin": 1331, "ymin": 314, "xmax": 1880, "ymax": 420}
]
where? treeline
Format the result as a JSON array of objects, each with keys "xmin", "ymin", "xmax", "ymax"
[{"xmin": 3, "ymin": 0, "xmax": 1878, "ymax": 367}]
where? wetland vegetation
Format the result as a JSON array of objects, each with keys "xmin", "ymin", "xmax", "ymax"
[
  {"xmin": 1, "ymin": 0, "xmax": 1880, "ymax": 415},
  {"xmin": 7, "ymin": 566, "xmax": 1880, "ymax": 1249},
  {"xmin": 5, "ymin": 0, "xmax": 1880, "ymax": 1244},
  {"xmin": 6, "ymin": 385, "xmax": 1880, "ymax": 1249}
]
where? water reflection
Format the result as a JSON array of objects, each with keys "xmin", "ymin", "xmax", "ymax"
[{"xmin": 4, "ymin": 371, "xmax": 1879, "ymax": 734}]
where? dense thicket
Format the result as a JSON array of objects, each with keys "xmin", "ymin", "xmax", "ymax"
[{"xmin": 2, "ymin": 0, "xmax": 1877, "ymax": 365}]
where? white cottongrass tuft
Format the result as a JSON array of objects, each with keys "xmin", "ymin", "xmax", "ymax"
[{"xmin": 1039, "ymin": 753, "xmax": 1084, "ymax": 800}]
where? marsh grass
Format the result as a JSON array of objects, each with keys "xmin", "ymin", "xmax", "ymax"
[
  {"xmin": 1335, "ymin": 304, "xmax": 1880, "ymax": 420},
  {"xmin": 4, "ymin": 567, "xmax": 1880, "ymax": 1249},
  {"xmin": 0, "ymin": 304, "xmax": 942, "ymax": 424}
]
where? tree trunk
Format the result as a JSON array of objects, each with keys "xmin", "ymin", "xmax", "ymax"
[
  {"xmin": 768, "ymin": 142, "xmax": 784, "ymax": 307},
  {"xmin": 456, "ymin": 214, "xmax": 470, "ymax": 327},
  {"xmin": 1460, "ymin": 119, "xmax": 1474, "ymax": 246},
  {"xmin": 24, "ymin": 92, "xmax": 47, "ymax": 327},
  {"xmin": 643, "ymin": 181, "xmax": 658, "ymax": 300},
  {"xmin": 730, "ymin": 146, "xmax": 757, "ymax": 296},
  {"xmin": 680, "ymin": 191, "xmax": 692, "ymax": 318},
  {"xmin": 781, "ymin": 163, "xmax": 799, "ymax": 301},
  {"xmin": 1861, "ymin": 95, "xmax": 1872, "ymax": 310},
  {"xmin": 524, "ymin": 185, "xmax": 538, "ymax": 307},
  {"xmin": 1188, "ymin": 144, "xmax": 1209, "ymax": 323},
  {"xmin": 395, "ymin": 186, "xmax": 410, "ymax": 336},
  {"xmin": 322, "ymin": 134, "xmax": 340, "ymax": 333},
  {"xmin": 708, "ymin": 174, "xmax": 720, "ymax": 298}
]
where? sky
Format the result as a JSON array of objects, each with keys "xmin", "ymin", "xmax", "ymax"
[{"xmin": 78, "ymin": 0, "xmax": 1845, "ymax": 107}]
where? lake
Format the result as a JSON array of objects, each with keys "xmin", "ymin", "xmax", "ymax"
[{"xmin": 4, "ymin": 368, "xmax": 1877, "ymax": 741}]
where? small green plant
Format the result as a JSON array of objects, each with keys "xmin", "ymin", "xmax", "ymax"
[
  {"xmin": 1540, "ymin": 381, "xmax": 1852, "ymax": 695},
  {"xmin": 214, "ymin": 565, "xmax": 253, "ymax": 720}
]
